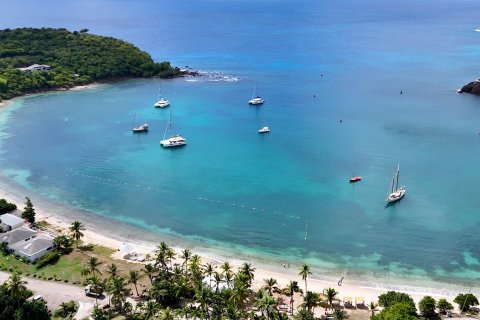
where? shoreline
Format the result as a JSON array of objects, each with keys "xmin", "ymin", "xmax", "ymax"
[
  {"xmin": 0, "ymin": 173, "xmax": 473, "ymax": 308},
  {"xmin": 0, "ymin": 80, "xmax": 476, "ymax": 311}
]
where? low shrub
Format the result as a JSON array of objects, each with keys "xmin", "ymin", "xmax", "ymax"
[{"xmin": 35, "ymin": 250, "xmax": 61, "ymax": 269}]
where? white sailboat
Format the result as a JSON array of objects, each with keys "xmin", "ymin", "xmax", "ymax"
[
  {"xmin": 248, "ymin": 85, "xmax": 264, "ymax": 105},
  {"xmin": 258, "ymin": 113, "xmax": 270, "ymax": 133},
  {"xmin": 154, "ymin": 87, "xmax": 170, "ymax": 108},
  {"xmin": 385, "ymin": 164, "xmax": 405, "ymax": 203},
  {"xmin": 349, "ymin": 162, "xmax": 362, "ymax": 183},
  {"xmin": 160, "ymin": 111, "xmax": 186, "ymax": 148},
  {"xmin": 132, "ymin": 112, "xmax": 148, "ymax": 133}
]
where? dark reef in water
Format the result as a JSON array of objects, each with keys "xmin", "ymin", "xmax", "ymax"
[{"xmin": 459, "ymin": 79, "xmax": 480, "ymax": 94}]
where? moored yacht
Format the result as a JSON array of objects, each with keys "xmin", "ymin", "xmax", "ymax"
[
  {"xmin": 248, "ymin": 85, "xmax": 264, "ymax": 105},
  {"xmin": 132, "ymin": 123, "xmax": 149, "ymax": 133},
  {"xmin": 160, "ymin": 111, "xmax": 186, "ymax": 148},
  {"xmin": 386, "ymin": 164, "xmax": 406, "ymax": 203},
  {"xmin": 154, "ymin": 87, "xmax": 170, "ymax": 108}
]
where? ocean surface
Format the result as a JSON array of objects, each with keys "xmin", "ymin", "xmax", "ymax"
[{"xmin": 1, "ymin": 0, "xmax": 480, "ymax": 288}]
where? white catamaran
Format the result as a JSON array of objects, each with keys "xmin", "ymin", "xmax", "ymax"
[
  {"xmin": 154, "ymin": 87, "xmax": 170, "ymax": 108},
  {"xmin": 160, "ymin": 111, "xmax": 186, "ymax": 148},
  {"xmin": 132, "ymin": 112, "xmax": 149, "ymax": 133},
  {"xmin": 386, "ymin": 164, "xmax": 406, "ymax": 203},
  {"xmin": 248, "ymin": 85, "xmax": 264, "ymax": 105}
]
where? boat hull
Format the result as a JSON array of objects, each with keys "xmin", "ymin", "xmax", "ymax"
[
  {"xmin": 386, "ymin": 187, "xmax": 406, "ymax": 203},
  {"xmin": 249, "ymin": 98, "xmax": 264, "ymax": 105},
  {"xmin": 258, "ymin": 126, "xmax": 270, "ymax": 133},
  {"xmin": 160, "ymin": 136, "xmax": 187, "ymax": 148},
  {"xmin": 349, "ymin": 176, "xmax": 362, "ymax": 183},
  {"xmin": 132, "ymin": 124, "xmax": 148, "ymax": 133}
]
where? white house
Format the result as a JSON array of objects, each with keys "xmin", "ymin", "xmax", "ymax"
[
  {"xmin": 17, "ymin": 64, "xmax": 52, "ymax": 73},
  {"xmin": 9, "ymin": 234, "xmax": 54, "ymax": 262},
  {"xmin": 0, "ymin": 213, "xmax": 24, "ymax": 232}
]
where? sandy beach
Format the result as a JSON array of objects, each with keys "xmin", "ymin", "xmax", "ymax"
[
  {"xmin": 0, "ymin": 175, "xmax": 470, "ymax": 317},
  {"xmin": 0, "ymin": 86, "xmax": 475, "ymax": 316}
]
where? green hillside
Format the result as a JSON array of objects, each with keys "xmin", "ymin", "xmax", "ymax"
[{"xmin": 0, "ymin": 28, "xmax": 185, "ymax": 100}]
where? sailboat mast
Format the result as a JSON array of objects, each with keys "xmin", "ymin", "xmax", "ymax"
[
  {"xmin": 132, "ymin": 112, "xmax": 136, "ymax": 128},
  {"xmin": 163, "ymin": 112, "xmax": 172, "ymax": 139},
  {"xmin": 396, "ymin": 164, "xmax": 400, "ymax": 191}
]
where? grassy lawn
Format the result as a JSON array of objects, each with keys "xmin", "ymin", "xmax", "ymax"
[{"xmin": 0, "ymin": 241, "xmax": 149, "ymax": 295}]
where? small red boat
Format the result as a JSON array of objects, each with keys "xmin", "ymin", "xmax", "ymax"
[{"xmin": 349, "ymin": 176, "xmax": 362, "ymax": 183}]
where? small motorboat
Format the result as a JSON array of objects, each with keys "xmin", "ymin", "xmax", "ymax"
[{"xmin": 349, "ymin": 176, "xmax": 362, "ymax": 183}]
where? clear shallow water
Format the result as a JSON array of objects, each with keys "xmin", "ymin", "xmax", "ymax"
[{"xmin": 2, "ymin": 0, "xmax": 480, "ymax": 285}]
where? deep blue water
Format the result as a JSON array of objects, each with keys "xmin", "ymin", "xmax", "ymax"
[{"xmin": 2, "ymin": 0, "xmax": 480, "ymax": 285}]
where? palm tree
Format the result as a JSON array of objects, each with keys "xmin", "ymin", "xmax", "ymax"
[
  {"xmin": 224, "ymin": 270, "xmax": 234, "ymax": 289},
  {"xmin": 213, "ymin": 271, "xmax": 222, "ymax": 293},
  {"xmin": 160, "ymin": 307, "xmax": 175, "ymax": 320},
  {"xmin": 293, "ymin": 309, "xmax": 315, "ymax": 320},
  {"xmin": 180, "ymin": 249, "xmax": 192, "ymax": 275},
  {"xmin": 5, "ymin": 272, "xmax": 27, "ymax": 305},
  {"xmin": 231, "ymin": 283, "xmax": 250, "ymax": 310},
  {"xmin": 285, "ymin": 280, "xmax": 302, "ymax": 315},
  {"xmin": 204, "ymin": 262, "xmax": 215, "ymax": 288},
  {"xmin": 189, "ymin": 254, "xmax": 202, "ymax": 278},
  {"xmin": 166, "ymin": 248, "xmax": 176, "ymax": 270},
  {"xmin": 174, "ymin": 276, "xmax": 189, "ymax": 300},
  {"xmin": 106, "ymin": 263, "xmax": 118, "ymax": 280},
  {"xmin": 299, "ymin": 264, "xmax": 312, "ymax": 293},
  {"xmin": 239, "ymin": 262, "xmax": 255, "ymax": 287},
  {"xmin": 223, "ymin": 304, "xmax": 245, "ymax": 320},
  {"xmin": 144, "ymin": 263, "xmax": 157, "ymax": 285},
  {"xmin": 255, "ymin": 290, "xmax": 277, "ymax": 320},
  {"xmin": 195, "ymin": 287, "xmax": 212, "ymax": 317},
  {"xmin": 325, "ymin": 287, "xmax": 338, "ymax": 310},
  {"xmin": 220, "ymin": 261, "xmax": 232, "ymax": 275},
  {"xmin": 85, "ymin": 256, "xmax": 102, "ymax": 277},
  {"xmin": 128, "ymin": 270, "xmax": 143, "ymax": 297},
  {"xmin": 263, "ymin": 278, "xmax": 278, "ymax": 295},
  {"xmin": 142, "ymin": 300, "xmax": 160, "ymax": 320},
  {"xmin": 107, "ymin": 276, "xmax": 130, "ymax": 311},
  {"xmin": 369, "ymin": 301, "xmax": 378, "ymax": 316},
  {"xmin": 300, "ymin": 291, "xmax": 321, "ymax": 313},
  {"xmin": 69, "ymin": 220, "xmax": 85, "ymax": 248}
]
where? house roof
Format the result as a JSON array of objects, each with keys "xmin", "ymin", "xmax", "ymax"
[
  {"xmin": 0, "ymin": 213, "xmax": 24, "ymax": 227},
  {"xmin": 0, "ymin": 226, "xmax": 36, "ymax": 245},
  {"xmin": 10, "ymin": 234, "xmax": 53, "ymax": 257}
]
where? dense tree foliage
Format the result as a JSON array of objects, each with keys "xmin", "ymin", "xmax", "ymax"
[
  {"xmin": 0, "ymin": 28, "xmax": 186, "ymax": 100},
  {"xmin": 436, "ymin": 298, "xmax": 453, "ymax": 315},
  {"xmin": 21, "ymin": 197, "xmax": 35, "ymax": 223},
  {"xmin": 454, "ymin": 293, "xmax": 478, "ymax": 312},
  {"xmin": 378, "ymin": 291, "xmax": 415, "ymax": 308},
  {"xmin": 0, "ymin": 198, "xmax": 17, "ymax": 214},
  {"xmin": 418, "ymin": 296, "xmax": 436, "ymax": 319},
  {"xmin": 371, "ymin": 302, "xmax": 420, "ymax": 320},
  {"xmin": 0, "ymin": 272, "xmax": 50, "ymax": 320}
]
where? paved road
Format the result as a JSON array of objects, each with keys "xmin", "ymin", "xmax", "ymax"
[{"xmin": 0, "ymin": 271, "xmax": 106, "ymax": 319}]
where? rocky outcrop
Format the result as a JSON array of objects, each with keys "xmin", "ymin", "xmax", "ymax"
[{"xmin": 459, "ymin": 79, "xmax": 480, "ymax": 94}]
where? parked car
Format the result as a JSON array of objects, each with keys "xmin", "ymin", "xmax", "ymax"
[
  {"xmin": 32, "ymin": 295, "xmax": 44, "ymax": 302},
  {"xmin": 84, "ymin": 285, "xmax": 101, "ymax": 297}
]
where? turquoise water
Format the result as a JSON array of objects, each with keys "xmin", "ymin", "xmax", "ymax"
[{"xmin": 2, "ymin": 0, "xmax": 480, "ymax": 286}]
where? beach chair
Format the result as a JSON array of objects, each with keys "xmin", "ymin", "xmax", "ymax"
[
  {"xmin": 355, "ymin": 297, "xmax": 366, "ymax": 309},
  {"xmin": 343, "ymin": 296, "xmax": 354, "ymax": 309}
]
